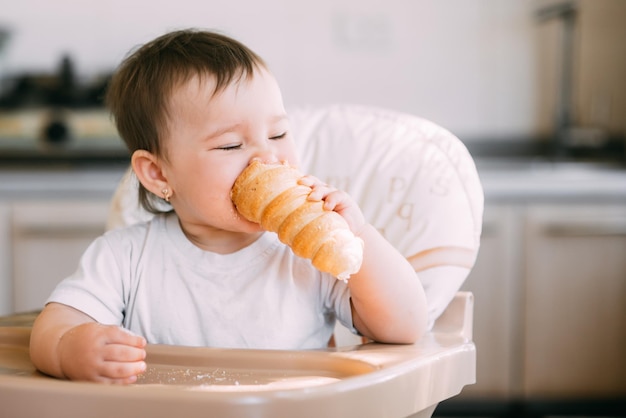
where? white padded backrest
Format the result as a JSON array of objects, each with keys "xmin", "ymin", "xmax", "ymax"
[
  {"xmin": 289, "ymin": 105, "xmax": 483, "ymax": 327},
  {"xmin": 107, "ymin": 104, "xmax": 483, "ymax": 328}
]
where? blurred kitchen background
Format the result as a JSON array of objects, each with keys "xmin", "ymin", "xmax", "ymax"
[{"xmin": 0, "ymin": 0, "xmax": 625, "ymax": 417}]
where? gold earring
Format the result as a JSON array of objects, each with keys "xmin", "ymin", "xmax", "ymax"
[{"xmin": 161, "ymin": 188, "xmax": 171, "ymax": 202}]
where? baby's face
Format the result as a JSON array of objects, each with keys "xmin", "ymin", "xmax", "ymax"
[{"xmin": 160, "ymin": 68, "xmax": 299, "ymax": 248}]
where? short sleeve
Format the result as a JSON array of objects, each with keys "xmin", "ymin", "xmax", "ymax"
[{"xmin": 47, "ymin": 234, "xmax": 128, "ymax": 325}]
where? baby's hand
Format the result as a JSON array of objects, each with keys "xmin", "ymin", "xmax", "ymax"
[
  {"xmin": 299, "ymin": 175, "xmax": 366, "ymax": 234},
  {"xmin": 58, "ymin": 323, "xmax": 147, "ymax": 384}
]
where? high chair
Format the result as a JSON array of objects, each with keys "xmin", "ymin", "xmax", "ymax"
[{"xmin": 0, "ymin": 104, "xmax": 483, "ymax": 418}]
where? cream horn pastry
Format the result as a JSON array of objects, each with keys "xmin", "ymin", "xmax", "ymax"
[{"xmin": 231, "ymin": 160, "xmax": 364, "ymax": 280}]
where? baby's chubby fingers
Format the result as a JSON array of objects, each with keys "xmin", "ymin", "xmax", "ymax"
[
  {"xmin": 318, "ymin": 189, "xmax": 349, "ymax": 211},
  {"xmin": 108, "ymin": 326, "xmax": 147, "ymax": 348},
  {"xmin": 298, "ymin": 175, "xmax": 332, "ymax": 202},
  {"xmin": 99, "ymin": 326, "xmax": 147, "ymax": 380},
  {"xmin": 97, "ymin": 356, "xmax": 147, "ymax": 384},
  {"xmin": 298, "ymin": 174, "xmax": 366, "ymax": 232},
  {"xmin": 103, "ymin": 327, "xmax": 146, "ymax": 362},
  {"xmin": 102, "ymin": 340, "xmax": 146, "ymax": 363},
  {"xmin": 58, "ymin": 323, "xmax": 147, "ymax": 383},
  {"xmin": 298, "ymin": 174, "xmax": 322, "ymax": 189},
  {"xmin": 299, "ymin": 176, "xmax": 347, "ymax": 210}
]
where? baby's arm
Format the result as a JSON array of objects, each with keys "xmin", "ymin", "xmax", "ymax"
[
  {"xmin": 347, "ymin": 224, "xmax": 428, "ymax": 343},
  {"xmin": 302, "ymin": 177, "xmax": 428, "ymax": 343},
  {"xmin": 29, "ymin": 302, "xmax": 147, "ymax": 383}
]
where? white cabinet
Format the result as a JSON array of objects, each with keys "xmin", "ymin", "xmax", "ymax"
[
  {"xmin": 0, "ymin": 168, "xmax": 125, "ymax": 315},
  {"xmin": 523, "ymin": 204, "xmax": 626, "ymax": 399},
  {"xmin": 5, "ymin": 200, "xmax": 110, "ymax": 314},
  {"xmin": 457, "ymin": 205, "xmax": 520, "ymax": 399},
  {"xmin": 458, "ymin": 201, "xmax": 626, "ymax": 401}
]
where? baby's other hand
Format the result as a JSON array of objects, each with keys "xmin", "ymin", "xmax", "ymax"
[
  {"xmin": 58, "ymin": 323, "xmax": 147, "ymax": 384},
  {"xmin": 299, "ymin": 175, "xmax": 366, "ymax": 234}
]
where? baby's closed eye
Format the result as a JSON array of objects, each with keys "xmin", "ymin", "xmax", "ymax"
[{"xmin": 216, "ymin": 143, "xmax": 243, "ymax": 151}]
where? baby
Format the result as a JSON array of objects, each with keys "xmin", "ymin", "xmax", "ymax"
[{"xmin": 29, "ymin": 29, "xmax": 428, "ymax": 384}]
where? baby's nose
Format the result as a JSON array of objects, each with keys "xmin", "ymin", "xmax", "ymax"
[{"xmin": 250, "ymin": 149, "xmax": 280, "ymax": 165}]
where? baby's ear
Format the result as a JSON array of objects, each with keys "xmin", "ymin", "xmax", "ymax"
[{"xmin": 131, "ymin": 150, "xmax": 169, "ymax": 198}]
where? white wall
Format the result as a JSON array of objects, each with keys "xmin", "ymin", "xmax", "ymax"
[{"xmin": 0, "ymin": 0, "xmax": 624, "ymax": 140}]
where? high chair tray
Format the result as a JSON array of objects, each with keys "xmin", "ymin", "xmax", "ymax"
[{"xmin": 0, "ymin": 294, "xmax": 475, "ymax": 418}]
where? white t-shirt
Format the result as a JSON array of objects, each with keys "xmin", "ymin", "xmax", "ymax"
[{"xmin": 48, "ymin": 212, "xmax": 355, "ymax": 349}]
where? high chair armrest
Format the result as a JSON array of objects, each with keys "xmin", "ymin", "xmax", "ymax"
[{"xmin": 432, "ymin": 292, "xmax": 474, "ymax": 341}]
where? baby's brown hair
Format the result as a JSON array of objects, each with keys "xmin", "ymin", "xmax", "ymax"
[{"xmin": 106, "ymin": 29, "xmax": 266, "ymax": 213}]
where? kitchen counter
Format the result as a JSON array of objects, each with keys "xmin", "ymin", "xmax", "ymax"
[
  {"xmin": 2, "ymin": 159, "xmax": 626, "ymax": 202},
  {"xmin": 475, "ymin": 159, "xmax": 626, "ymax": 203},
  {"xmin": 0, "ymin": 167, "xmax": 127, "ymax": 200}
]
